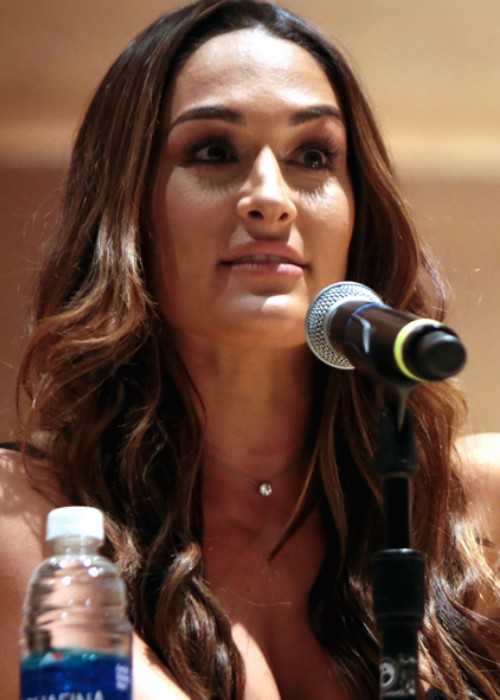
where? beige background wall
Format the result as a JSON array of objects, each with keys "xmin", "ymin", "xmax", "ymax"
[{"xmin": 1, "ymin": 1, "xmax": 499, "ymax": 438}]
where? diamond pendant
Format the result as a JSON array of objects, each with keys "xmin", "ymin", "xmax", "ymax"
[{"xmin": 258, "ymin": 482, "xmax": 273, "ymax": 497}]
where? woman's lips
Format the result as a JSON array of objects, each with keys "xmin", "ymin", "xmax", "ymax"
[{"xmin": 220, "ymin": 254, "xmax": 306, "ymax": 275}]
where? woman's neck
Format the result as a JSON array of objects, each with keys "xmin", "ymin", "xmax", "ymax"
[{"xmin": 179, "ymin": 340, "xmax": 317, "ymax": 528}]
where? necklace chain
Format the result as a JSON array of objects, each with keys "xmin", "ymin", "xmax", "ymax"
[{"xmin": 206, "ymin": 457, "xmax": 304, "ymax": 497}]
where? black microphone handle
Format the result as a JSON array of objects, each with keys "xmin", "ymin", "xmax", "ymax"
[{"xmin": 328, "ymin": 301, "xmax": 466, "ymax": 384}]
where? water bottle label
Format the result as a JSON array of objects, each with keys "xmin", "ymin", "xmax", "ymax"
[{"xmin": 21, "ymin": 648, "xmax": 132, "ymax": 700}]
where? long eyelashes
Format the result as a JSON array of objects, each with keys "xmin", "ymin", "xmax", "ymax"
[{"xmin": 182, "ymin": 136, "xmax": 340, "ymax": 172}]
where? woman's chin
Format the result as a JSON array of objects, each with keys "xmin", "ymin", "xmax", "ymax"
[{"xmin": 213, "ymin": 295, "xmax": 310, "ymax": 347}]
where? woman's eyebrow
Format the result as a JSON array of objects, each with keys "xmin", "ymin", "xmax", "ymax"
[
  {"xmin": 168, "ymin": 103, "xmax": 343, "ymax": 133},
  {"xmin": 289, "ymin": 104, "xmax": 343, "ymax": 125}
]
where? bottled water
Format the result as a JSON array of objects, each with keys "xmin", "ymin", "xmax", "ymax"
[{"xmin": 20, "ymin": 506, "xmax": 132, "ymax": 700}]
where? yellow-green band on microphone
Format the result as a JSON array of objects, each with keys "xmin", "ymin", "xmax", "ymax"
[{"xmin": 393, "ymin": 318, "xmax": 443, "ymax": 382}]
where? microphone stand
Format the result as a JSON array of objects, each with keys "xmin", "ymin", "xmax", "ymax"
[{"xmin": 372, "ymin": 395, "xmax": 425, "ymax": 699}]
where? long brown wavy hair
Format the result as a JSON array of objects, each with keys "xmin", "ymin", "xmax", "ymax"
[{"xmin": 16, "ymin": 1, "xmax": 499, "ymax": 698}]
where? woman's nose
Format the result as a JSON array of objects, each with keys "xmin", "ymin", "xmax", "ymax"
[{"xmin": 236, "ymin": 148, "xmax": 297, "ymax": 231}]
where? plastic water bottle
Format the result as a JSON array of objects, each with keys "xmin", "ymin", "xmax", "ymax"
[{"xmin": 20, "ymin": 506, "xmax": 133, "ymax": 700}]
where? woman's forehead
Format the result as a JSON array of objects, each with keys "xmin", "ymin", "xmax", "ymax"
[{"xmin": 166, "ymin": 27, "xmax": 339, "ymax": 123}]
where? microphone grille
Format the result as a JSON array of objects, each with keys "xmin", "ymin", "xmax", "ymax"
[{"xmin": 305, "ymin": 281, "xmax": 382, "ymax": 369}]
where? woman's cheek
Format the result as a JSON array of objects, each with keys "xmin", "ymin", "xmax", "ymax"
[{"xmin": 165, "ymin": 170, "xmax": 228, "ymax": 233}]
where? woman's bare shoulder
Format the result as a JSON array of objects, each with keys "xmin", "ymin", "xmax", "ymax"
[
  {"xmin": 455, "ymin": 433, "xmax": 500, "ymax": 546},
  {"xmin": 1, "ymin": 447, "xmax": 56, "ymax": 539},
  {"xmin": 0, "ymin": 445, "xmax": 70, "ymax": 605},
  {"xmin": 0, "ymin": 446, "xmax": 68, "ymax": 551},
  {"xmin": 457, "ymin": 431, "xmax": 500, "ymax": 462}
]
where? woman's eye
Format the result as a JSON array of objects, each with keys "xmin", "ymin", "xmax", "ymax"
[
  {"xmin": 186, "ymin": 139, "xmax": 236, "ymax": 165},
  {"xmin": 294, "ymin": 144, "xmax": 338, "ymax": 171},
  {"xmin": 184, "ymin": 138, "xmax": 338, "ymax": 171}
]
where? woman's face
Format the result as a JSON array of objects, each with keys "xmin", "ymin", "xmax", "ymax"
[{"xmin": 150, "ymin": 27, "xmax": 354, "ymax": 350}]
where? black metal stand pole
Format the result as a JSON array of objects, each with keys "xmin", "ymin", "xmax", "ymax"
[{"xmin": 372, "ymin": 399, "xmax": 425, "ymax": 699}]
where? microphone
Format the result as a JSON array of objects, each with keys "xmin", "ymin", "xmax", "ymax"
[{"xmin": 305, "ymin": 281, "xmax": 466, "ymax": 384}]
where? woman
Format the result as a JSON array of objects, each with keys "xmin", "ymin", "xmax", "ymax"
[{"xmin": 1, "ymin": 1, "xmax": 499, "ymax": 698}]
